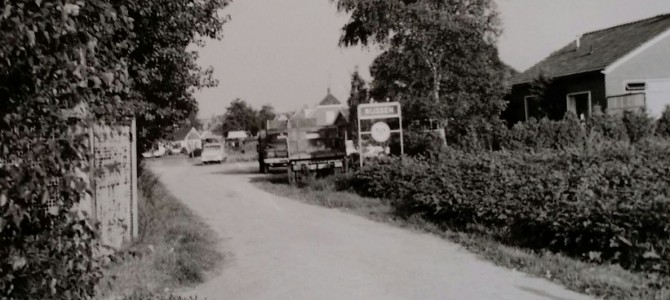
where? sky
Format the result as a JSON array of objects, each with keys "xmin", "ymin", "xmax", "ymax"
[{"xmin": 194, "ymin": 0, "xmax": 670, "ymax": 118}]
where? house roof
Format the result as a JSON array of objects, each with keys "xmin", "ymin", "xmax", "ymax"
[
  {"xmin": 306, "ymin": 105, "xmax": 348, "ymax": 126},
  {"xmin": 512, "ymin": 13, "xmax": 670, "ymax": 85},
  {"xmin": 227, "ymin": 131, "xmax": 248, "ymax": 139},
  {"xmin": 319, "ymin": 89, "xmax": 341, "ymax": 106},
  {"xmin": 172, "ymin": 127, "xmax": 200, "ymax": 141}
]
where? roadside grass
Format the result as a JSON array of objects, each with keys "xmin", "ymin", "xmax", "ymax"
[
  {"xmin": 97, "ymin": 167, "xmax": 223, "ymax": 299},
  {"xmin": 253, "ymin": 175, "xmax": 669, "ymax": 300}
]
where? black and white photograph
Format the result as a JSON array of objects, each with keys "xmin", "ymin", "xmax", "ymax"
[{"xmin": 2, "ymin": 0, "xmax": 670, "ymax": 299}]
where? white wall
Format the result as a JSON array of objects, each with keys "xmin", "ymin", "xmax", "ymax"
[{"xmin": 606, "ymin": 30, "xmax": 670, "ymax": 96}]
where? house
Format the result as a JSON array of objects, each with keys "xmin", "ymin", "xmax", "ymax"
[
  {"xmin": 293, "ymin": 89, "xmax": 349, "ymax": 126},
  {"xmin": 506, "ymin": 13, "xmax": 670, "ymax": 124},
  {"xmin": 171, "ymin": 127, "xmax": 202, "ymax": 153},
  {"xmin": 226, "ymin": 130, "xmax": 249, "ymax": 149}
]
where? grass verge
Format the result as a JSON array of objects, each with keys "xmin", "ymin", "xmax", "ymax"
[
  {"xmin": 253, "ymin": 174, "xmax": 669, "ymax": 300},
  {"xmin": 96, "ymin": 167, "xmax": 223, "ymax": 299}
]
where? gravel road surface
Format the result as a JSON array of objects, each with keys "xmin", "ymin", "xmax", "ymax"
[{"xmin": 148, "ymin": 159, "xmax": 593, "ymax": 300}]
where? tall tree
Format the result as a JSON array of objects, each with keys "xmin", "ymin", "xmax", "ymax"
[
  {"xmin": 257, "ymin": 104, "xmax": 276, "ymax": 129},
  {"xmin": 347, "ymin": 68, "xmax": 368, "ymax": 143},
  {"xmin": 122, "ymin": 0, "xmax": 230, "ymax": 152},
  {"xmin": 220, "ymin": 99, "xmax": 259, "ymax": 136},
  {"xmin": 335, "ymin": 0, "xmax": 507, "ymax": 141}
]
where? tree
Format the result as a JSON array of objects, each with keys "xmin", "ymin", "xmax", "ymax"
[
  {"xmin": 527, "ymin": 72, "xmax": 568, "ymax": 121},
  {"xmin": 220, "ymin": 99, "xmax": 260, "ymax": 136},
  {"xmin": 257, "ymin": 104, "xmax": 277, "ymax": 129},
  {"xmin": 0, "ymin": 0, "xmax": 229, "ymax": 297},
  {"xmin": 0, "ymin": 1, "xmax": 134, "ymax": 297},
  {"xmin": 334, "ymin": 0, "xmax": 507, "ymax": 143},
  {"xmin": 188, "ymin": 113, "xmax": 204, "ymax": 131},
  {"xmin": 347, "ymin": 67, "xmax": 368, "ymax": 143},
  {"xmin": 121, "ymin": 0, "xmax": 230, "ymax": 152}
]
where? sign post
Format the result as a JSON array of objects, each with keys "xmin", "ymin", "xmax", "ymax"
[{"xmin": 357, "ymin": 102, "xmax": 403, "ymax": 167}]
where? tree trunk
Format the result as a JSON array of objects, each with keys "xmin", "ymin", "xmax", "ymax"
[{"xmin": 432, "ymin": 67, "xmax": 447, "ymax": 146}]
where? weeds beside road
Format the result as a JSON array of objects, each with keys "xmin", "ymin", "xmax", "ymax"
[
  {"xmin": 97, "ymin": 167, "xmax": 223, "ymax": 299},
  {"xmin": 254, "ymin": 173, "xmax": 669, "ymax": 300}
]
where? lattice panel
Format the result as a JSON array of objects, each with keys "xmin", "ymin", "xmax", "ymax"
[{"xmin": 92, "ymin": 123, "xmax": 134, "ymax": 249}]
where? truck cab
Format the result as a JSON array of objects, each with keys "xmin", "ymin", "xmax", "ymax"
[{"xmin": 257, "ymin": 120, "xmax": 290, "ymax": 173}]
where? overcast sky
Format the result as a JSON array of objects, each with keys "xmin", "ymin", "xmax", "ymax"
[{"xmin": 194, "ymin": 0, "xmax": 670, "ymax": 118}]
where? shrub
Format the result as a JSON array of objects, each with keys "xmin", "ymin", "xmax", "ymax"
[
  {"xmin": 587, "ymin": 111, "xmax": 629, "ymax": 141},
  {"xmin": 402, "ymin": 130, "xmax": 444, "ymax": 157},
  {"xmin": 351, "ymin": 144, "xmax": 670, "ymax": 274},
  {"xmin": 501, "ymin": 114, "xmax": 585, "ymax": 151},
  {"xmin": 656, "ymin": 106, "xmax": 670, "ymax": 138},
  {"xmin": 622, "ymin": 111, "xmax": 654, "ymax": 143}
]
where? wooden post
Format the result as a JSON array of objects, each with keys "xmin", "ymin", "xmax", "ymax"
[{"xmin": 131, "ymin": 118, "xmax": 139, "ymax": 239}]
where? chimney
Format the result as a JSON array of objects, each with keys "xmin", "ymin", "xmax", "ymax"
[{"xmin": 576, "ymin": 34, "xmax": 582, "ymax": 50}]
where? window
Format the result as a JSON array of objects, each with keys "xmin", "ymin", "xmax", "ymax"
[
  {"xmin": 566, "ymin": 91, "xmax": 592, "ymax": 119},
  {"xmin": 625, "ymin": 82, "xmax": 646, "ymax": 92},
  {"xmin": 524, "ymin": 96, "xmax": 540, "ymax": 121}
]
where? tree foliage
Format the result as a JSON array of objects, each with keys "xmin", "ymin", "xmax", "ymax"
[
  {"xmin": 346, "ymin": 68, "xmax": 368, "ymax": 143},
  {"xmin": 335, "ymin": 0, "xmax": 508, "ymax": 134},
  {"xmin": 121, "ymin": 0, "xmax": 230, "ymax": 152},
  {"xmin": 257, "ymin": 104, "xmax": 276, "ymax": 130},
  {"xmin": 0, "ymin": 1, "xmax": 133, "ymax": 298},
  {"xmin": 219, "ymin": 99, "xmax": 259, "ymax": 136},
  {"xmin": 0, "ymin": 0, "xmax": 229, "ymax": 298}
]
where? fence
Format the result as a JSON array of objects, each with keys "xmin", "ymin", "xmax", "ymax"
[{"xmin": 89, "ymin": 120, "xmax": 139, "ymax": 249}]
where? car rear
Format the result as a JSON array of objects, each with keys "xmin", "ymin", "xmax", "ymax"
[{"xmin": 200, "ymin": 143, "xmax": 224, "ymax": 164}]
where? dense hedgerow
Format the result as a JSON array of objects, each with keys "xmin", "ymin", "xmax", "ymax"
[
  {"xmin": 351, "ymin": 140, "xmax": 670, "ymax": 274},
  {"xmin": 0, "ymin": 0, "xmax": 228, "ymax": 298}
]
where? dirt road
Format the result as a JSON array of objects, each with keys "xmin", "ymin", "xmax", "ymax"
[{"xmin": 149, "ymin": 159, "xmax": 593, "ymax": 300}]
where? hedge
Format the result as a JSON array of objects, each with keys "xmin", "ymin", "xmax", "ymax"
[{"xmin": 351, "ymin": 140, "xmax": 670, "ymax": 274}]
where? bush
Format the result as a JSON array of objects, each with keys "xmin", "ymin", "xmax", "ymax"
[
  {"xmin": 501, "ymin": 114, "xmax": 586, "ymax": 151},
  {"xmin": 351, "ymin": 144, "xmax": 670, "ymax": 274},
  {"xmin": 656, "ymin": 106, "xmax": 670, "ymax": 138},
  {"xmin": 587, "ymin": 111, "xmax": 629, "ymax": 141},
  {"xmin": 402, "ymin": 130, "xmax": 444, "ymax": 157},
  {"xmin": 622, "ymin": 111, "xmax": 654, "ymax": 143}
]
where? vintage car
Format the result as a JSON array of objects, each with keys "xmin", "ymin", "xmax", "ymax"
[{"xmin": 200, "ymin": 143, "xmax": 226, "ymax": 164}]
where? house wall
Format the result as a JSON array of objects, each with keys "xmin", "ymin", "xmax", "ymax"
[
  {"xmin": 505, "ymin": 72, "xmax": 606, "ymax": 125},
  {"xmin": 605, "ymin": 30, "xmax": 670, "ymax": 96}
]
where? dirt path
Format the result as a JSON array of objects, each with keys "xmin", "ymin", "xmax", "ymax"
[{"xmin": 149, "ymin": 159, "xmax": 593, "ymax": 300}]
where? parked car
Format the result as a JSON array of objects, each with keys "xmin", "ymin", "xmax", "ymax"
[
  {"xmin": 166, "ymin": 142, "xmax": 183, "ymax": 155},
  {"xmin": 142, "ymin": 144, "xmax": 167, "ymax": 158},
  {"xmin": 153, "ymin": 145, "xmax": 166, "ymax": 158},
  {"xmin": 200, "ymin": 143, "xmax": 225, "ymax": 164}
]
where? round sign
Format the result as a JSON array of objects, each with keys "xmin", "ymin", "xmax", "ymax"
[{"xmin": 370, "ymin": 122, "xmax": 391, "ymax": 142}]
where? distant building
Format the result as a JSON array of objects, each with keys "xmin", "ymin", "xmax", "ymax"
[
  {"xmin": 172, "ymin": 127, "xmax": 202, "ymax": 153},
  {"xmin": 506, "ymin": 13, "xmax": 670, "ymax": 124},
  {"xmin": 226, "ymin": 130, "xmax": 249, "ymax": 149},
  {"xmin": 291, "ymin": 89, "xmax": 349, "ymax": 126}
]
